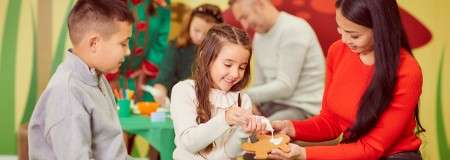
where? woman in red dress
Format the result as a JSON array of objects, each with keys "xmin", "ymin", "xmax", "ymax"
[{"xmin": 268, "ymin": 0, "xmax": 425, "ymax": 159}]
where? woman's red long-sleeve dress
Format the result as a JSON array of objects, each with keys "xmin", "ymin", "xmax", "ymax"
[{"xmin": 292, "ymin": 40, "xmax": 422, "ymax": 159}]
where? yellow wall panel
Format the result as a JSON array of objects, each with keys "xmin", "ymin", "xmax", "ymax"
[{"xmin": 14, "ymin": 0, "xmax": 34, "ymax": 130}]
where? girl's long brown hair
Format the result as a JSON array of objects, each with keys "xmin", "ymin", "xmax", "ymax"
[
  {"xmin": 175, "ymin": 4, "xmax": 223, "ymax": 48},
  {"xmin": 192, "ymin": 24, "xmax": 251, "ymax": 153}
]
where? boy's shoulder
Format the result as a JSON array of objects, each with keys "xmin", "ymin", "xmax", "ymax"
[
  {"xmin": 45, "ymin": 66, "xmax": 74, "ymax": 92},
  {"xmin": 32, "ymin": 66, "xmax": 86, "ymax": 127},
  {"xmin": 43, "ymin": 64, "xmax": 85, "ymax": 105}
]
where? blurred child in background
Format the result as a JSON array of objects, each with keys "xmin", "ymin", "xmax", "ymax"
[{"xmin": 152, "ymin": 3, "xmax": 224, "ymax": 106}]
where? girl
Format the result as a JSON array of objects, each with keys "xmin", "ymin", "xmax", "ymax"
[
  {"xmin": 170, "ymin": 24, "xmax": 265, "ymax": 159},
  {"xmin": 153, "ymin": 4, "xmax": 224, "ymax": 106},
  {"xmin": 269, "ymin": 0, "xmax": 425, "ymax": 159}
]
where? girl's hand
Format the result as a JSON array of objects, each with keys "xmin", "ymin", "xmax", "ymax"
[
  {"xmin": 241, "ymin": 115, "xmax": 267, "ymax": 133},
  {"xmin": 225, "ymin": 105, "xmax": 250, "ymax": 126},
  {"xmin": 271, "ymin": 120, "xmax": 296, "ymax": 138},
  {"xmin": 268, "ymin": 143, "xmax": 306, "ymax": 160}
]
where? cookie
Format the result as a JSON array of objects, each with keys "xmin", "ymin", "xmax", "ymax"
[{"xmin": 241, "ymin": 133, "xmax": 291, "ymax": 159}]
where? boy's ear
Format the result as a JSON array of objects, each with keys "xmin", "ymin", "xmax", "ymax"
[{"xmin": 87, "ymin": 33, "xmax": 100, "ymax": 53}]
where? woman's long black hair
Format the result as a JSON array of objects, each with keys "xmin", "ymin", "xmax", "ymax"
[{"xmin": 335, "ymin": 0, "xmax": 425, "ymax": 143}]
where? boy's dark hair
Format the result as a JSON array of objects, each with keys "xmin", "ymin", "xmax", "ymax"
[{"xmin": 68, "ymin": 0, "xmax": 135, "ymax": 45}]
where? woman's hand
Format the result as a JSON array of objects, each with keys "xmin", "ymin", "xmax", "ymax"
[
  {"xmin": 271, "ymin": 120, "xmax": 296, "ymax": 138},
  {"xmin": 268, "ymin": 143, "xmax": 306, "ymax": 160}
]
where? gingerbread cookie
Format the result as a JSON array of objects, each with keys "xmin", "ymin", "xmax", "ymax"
[{"xmin": 241, "ymin": 133, "xmax": 291, "ymax": 159}]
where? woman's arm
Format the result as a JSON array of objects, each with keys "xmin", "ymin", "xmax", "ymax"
[{"xmin": 304, "ymin": 63, "xmax": 423, "ymax": 159}]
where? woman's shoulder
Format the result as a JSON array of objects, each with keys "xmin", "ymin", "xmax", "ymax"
[
  {"xmin": 398, "ymin": 49, "xmax": 422, "ymax": 81},
  {"xmin": 325, "ymin": 40, "xmax": 349, "ymax": 67},
  {"xmin": 327, "ymin": 40, "xmax": 347, "ymax": 56}
]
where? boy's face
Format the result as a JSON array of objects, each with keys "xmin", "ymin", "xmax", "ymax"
[{"xmin": 93, "ymin": 21, "xmax": 132, "ymax": 73}]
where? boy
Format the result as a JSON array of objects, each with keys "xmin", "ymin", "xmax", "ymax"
[{"xmin": 28, "ymin": 0, "xmax": 134, "ymax": 159}]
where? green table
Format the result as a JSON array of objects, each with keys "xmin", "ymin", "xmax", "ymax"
[{"xmin": 119, "ymin": 115, "xmax": 175, "ymax": 160}]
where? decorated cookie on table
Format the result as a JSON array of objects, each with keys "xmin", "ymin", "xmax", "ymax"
[{"xmin": 241, "ymin": 116, "xmax": 291, "ymax": 159}]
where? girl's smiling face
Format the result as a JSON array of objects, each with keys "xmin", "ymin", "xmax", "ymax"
[{"xmin": 209, "ymin": 43, "xmax": 250, "ymax": 91}]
